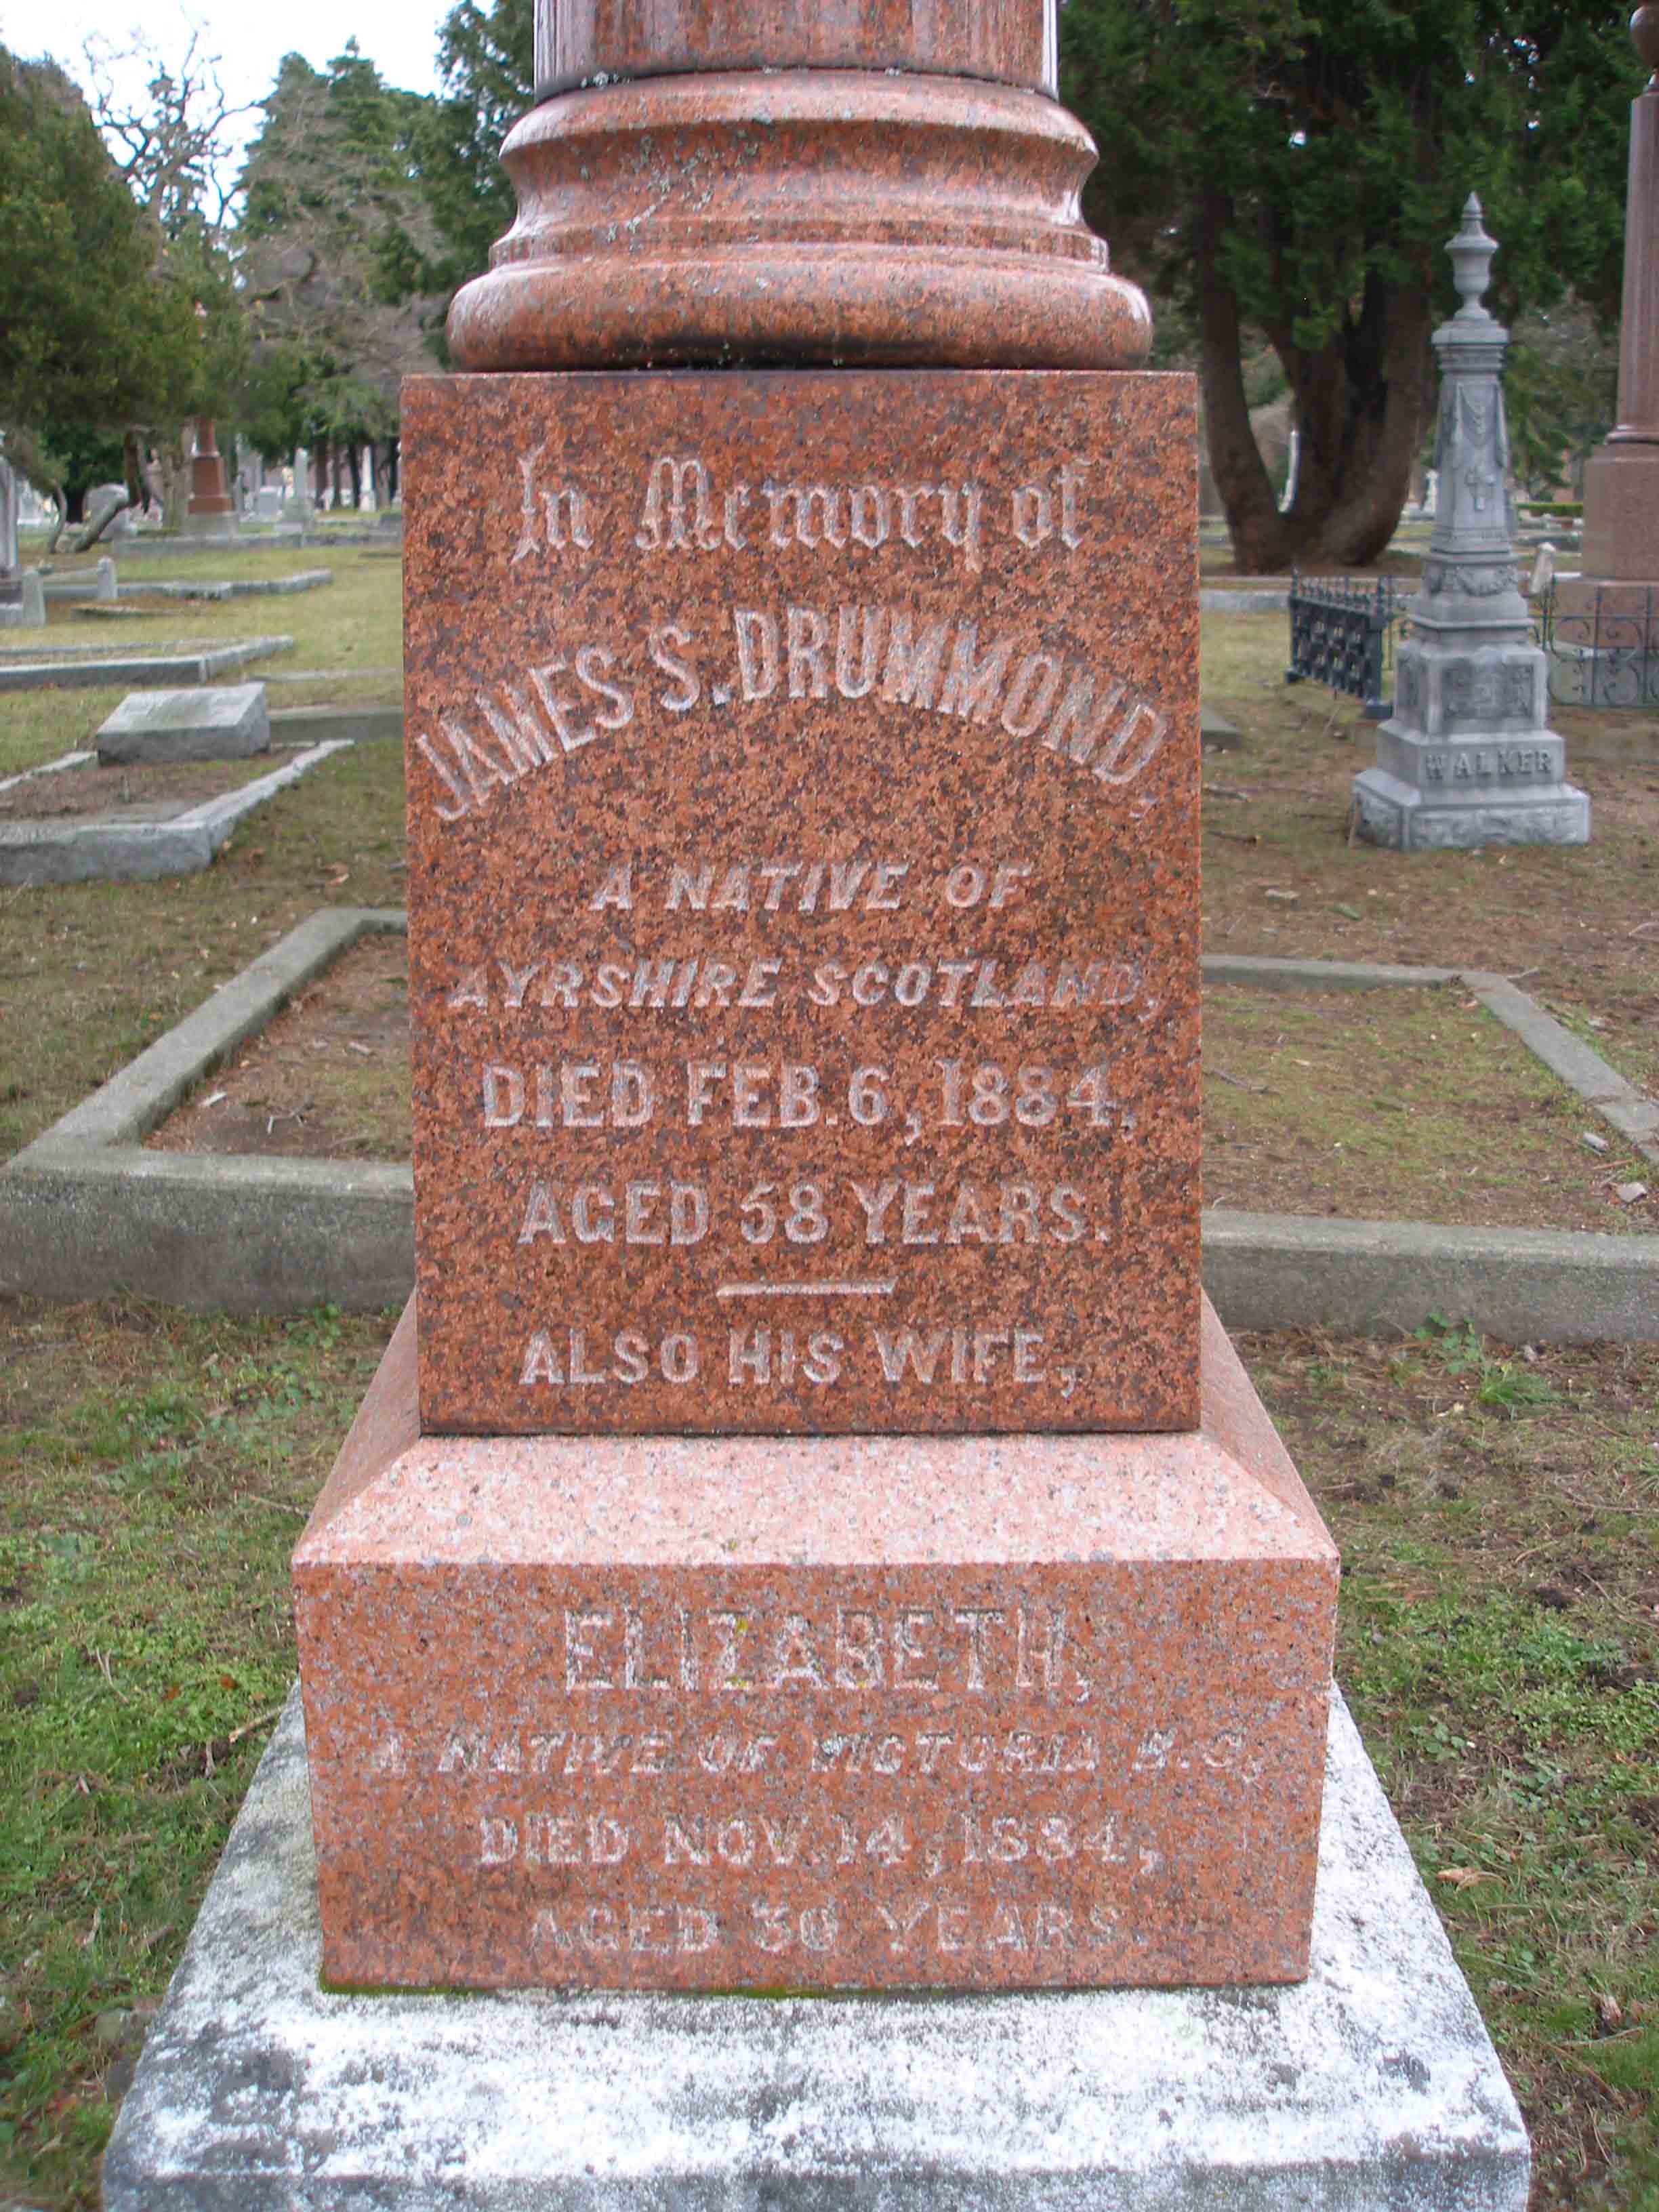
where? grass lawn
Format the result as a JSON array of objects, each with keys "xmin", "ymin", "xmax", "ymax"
[
  {"xmin": 0, "ymin": 546, "xmax": 403, "ymax": 781},
  {"xmin": 1, "ymin": 548, "xmax": 1656, "ymax": 2210}
]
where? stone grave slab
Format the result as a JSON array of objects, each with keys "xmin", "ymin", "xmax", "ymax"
[
  {"xmin": 97, "ymin": 682, "xmax": 270, "ymax": 764},
  {"xmin": 404, "ymin": 369, "xmax": 1201, "ymax": 1437},
  {"xmin": 293, "ymin": 1295, "xmax": 1336, "ymax": 1992}
]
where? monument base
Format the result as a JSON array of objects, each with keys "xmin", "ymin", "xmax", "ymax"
[
  {"xmin": 293, "ymin": 1299, "xmax": 1337, "ymax": 1992},
  {"xmin": 1547, "ymin": 575, "xmax": 1659, "ymax": 711},
  {"xmin": 1579, "ymin": 443, "xmax": 1659, "ymax": 580},
  {"xmin": 1352, "ymin": 762, "xmax": 1591, "ymax": 851},
  {"xmin": 100, "ymin": 1682, "xmax": 1530, "ymax": 2211}
]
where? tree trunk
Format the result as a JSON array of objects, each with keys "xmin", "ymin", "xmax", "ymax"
[
  {"xmin": 1193, "ymin": 190, "xmax": 1294, "ymax": 573},
  {"xmin": 159, "ymin": 436, "xmax": 190, "ymax": 531},
  {"xmin": 346, "ymin": 443, "xmax": 363, "ymax": 508},
  {"xmin": 386, "ymin": 438, "xmax": 400, "ymax": 504},
  {"xmin": 1197, "ymin": 224, "xmax": 1436, "ymax": 573},
  {"xmin": 73, "ymin": 495, "xmax": 134, "ymax": 552},
  {"xmin": 1279, "ymin": 270, "xmax": 1435, "ymax": 568}
]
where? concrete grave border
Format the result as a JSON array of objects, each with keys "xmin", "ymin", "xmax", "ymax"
[
  {"xmin": 0, "ymin": 916, "xmax": 1654, "ymax": 1335},
  {"xmin": 0, "ymin": 740, "xmax": 352, "ymax": 886},
  {"xmin": 0, "ymin": 907, "xmax": 411, "ymax": 1311},
  {"xmin": 0, "ymin": 635, "xmax": 293, "ymax": 693},
  {"xmin": 43, "ymin": 569, "xmax": 333, "ymax": 604}
]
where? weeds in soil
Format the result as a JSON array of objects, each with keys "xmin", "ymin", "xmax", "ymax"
[{"xmin": 1246, "ymin": 1324, "xmax": 1659, "ymax": 2210}]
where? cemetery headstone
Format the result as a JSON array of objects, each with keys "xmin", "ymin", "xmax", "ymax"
[
  {"xmin": 1553, "ymin": 9, "xmax": 1659, "ymax": 704},
  {"xmin": 87, "ymin": 483, "xmax": 135, "ymax": 539},
  {"xmin": 186, "ymin": 418, "xmax": 237, "ymax": 537},
  {"xmin": 0, "ymin": 448, "xmax": 19, "ymax": 595},
  {"xmin": 0, "ymin": 569, "xmax": 44, "ymax": 629},
  {"xmin": 96, "ymin": 682, "xmax": 271, "ymax": 764},
  {"xmin": 1576, "ymin": 7, "xmax": 1659, "ymax": 586},
  {"xmin": 293, "ymin": 0, "xmax": 1339, "ymax": 1999},
  {"xmin": 1352, "ymin": 199, "xmax": 1590, "ymax": 849},
  {"xmin": 94, "ymin": 10, "xmax": 1528, "ymax": 2208}
]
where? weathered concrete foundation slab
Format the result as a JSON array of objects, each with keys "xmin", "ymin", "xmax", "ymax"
[{"xmin": 100, "ymin": 1685, "xmax": 1529, "ymax": 2211}]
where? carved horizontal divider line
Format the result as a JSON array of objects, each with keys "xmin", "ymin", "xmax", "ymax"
[{"xmin": 1, "ymin": 912, "xmax": 1652, "ymax": 1338}]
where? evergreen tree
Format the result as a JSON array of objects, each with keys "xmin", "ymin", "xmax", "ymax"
[
  {"xmin": 0, "ymin": 45, "xmax": 215, "ymax": 523},
  {"xmin": 403, "ymin": 0, "xmax": 533, "ymax": 330},
  {"xmin": 1063, "ymin": 0, "xmax": 1643, "ymax": 569},
  {"xmin": 234, "ymin": 45, "xmax": 446, "ymax": 469}
]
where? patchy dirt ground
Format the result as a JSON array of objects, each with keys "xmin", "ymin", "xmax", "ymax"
[
  {"xmin": 143, "ymin": 938, "xmax": 1655, "ymax": 1231},
  {"xmin": 0, "ymin": 753, "xmax": 288, "ymax": 821},
  {"xmin": 1201, "ymin": 613, "xmax": 1659, "ymax": 1103},
  {"xmin": 1242, "ymin": 1324, "xmax": 1659, "ymax": 2212},
  {"xmin": 1205, "ymin": 983, "xmax": 1654, "ymax": 1233},
  {"xmin": 145, "ymin": 935, "xmax": 409, "ymax": 1160}
]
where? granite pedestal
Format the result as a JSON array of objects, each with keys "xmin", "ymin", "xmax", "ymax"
[
  {"xmin": 100, "ymin": 1678, "xmax": 1530, "ymax": 2210},
  {"xmin": 294, "ymin": 1298, "xmax": 1336, "ymax": 1994}
]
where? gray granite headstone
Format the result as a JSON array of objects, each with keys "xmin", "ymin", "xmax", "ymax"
[
  {"xmin": 0, "ymin": 569, "xmax": 43, "ymax": 629},
  {"xmin": 87, "ymin": 483, "xmax": 136, "ymax": 539},
  {"xmin": 1353, "ymin": 197, "xmax": 1590, "ymax": 851},
  {"xmin": 0, "ymin": 449, "xmax": 18, "ymax": 580},
  {"xmin": 97, "ymin": 683, "xmax": 271, "ymax": 764}
]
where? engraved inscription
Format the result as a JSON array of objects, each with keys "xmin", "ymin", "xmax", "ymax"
[
  {"xmin": 513, "ymin": 447, "xmax": 1097, "ymax": 573},
  {"xmin": 405, "ymin": 377, "xmax": 1201, "ymax": 1436},
  {"xmin": 411, "ymin": 602, "xmax": 1168, "ymax": 825}
]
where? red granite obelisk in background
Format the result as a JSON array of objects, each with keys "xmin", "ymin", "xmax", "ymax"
[
  {"xmin": 292, "ymin": 0, "xmax": 1340, "ymax": 1992},
  {"xmin": 1557, "ymin": 8, "xmax": 1659, "ymax": 676},
  {"xmin": 185, "ymin": 417, "xmax": 237, "ymax": 536},
  {"xmin": 1580, "ymin": 9, "xmax": 1659, "ymax": 583}
]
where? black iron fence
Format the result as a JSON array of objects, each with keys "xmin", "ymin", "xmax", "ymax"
[
  {"xmin": 1284, "ymin": 573, "xmax": 1408, "ymax": 716},
  {"xmin": 1541, "ymin": 582, "xmax": 1659, "ymax": 710}
]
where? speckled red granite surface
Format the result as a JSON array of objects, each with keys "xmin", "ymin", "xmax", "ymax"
[
  {"xmin": 294, "ymin": 1296, "xmax": 1338, "ymax": 1992},
  {"xmin": 535, "ymin": 0, "xmax": 1057, "ymax": 96},
  {"xmin": 447, "ymin": 74, "xmax": 1152, "ymax": 373},
  {"xmin": 403, "ymin": 369, "xmax": 1200, "ymax": 1437}
]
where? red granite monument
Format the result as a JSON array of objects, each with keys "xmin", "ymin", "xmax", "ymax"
[
  {"xmin": 293, "ymin": 0, "xmax": 1339, "ymax": 1992},
  {"xmin": 186, "ymin": 417, "xmax": 236, "ymax": 536},
  {"xmin": 1555, "ymin": 8, "xmax": 1659, "ymax": 697}
]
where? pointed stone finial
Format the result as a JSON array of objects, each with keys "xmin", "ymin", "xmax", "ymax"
[{"xmin": 1448, "ymin": 194, "xmax": 1498, "ymax": 319}]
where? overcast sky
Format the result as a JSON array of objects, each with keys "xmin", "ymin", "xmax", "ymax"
[{"xmin": 2, "ymin": 0, "xmax": 453, "ymax": 185}]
